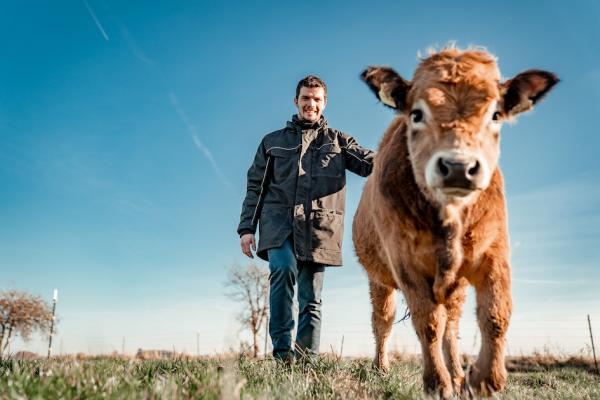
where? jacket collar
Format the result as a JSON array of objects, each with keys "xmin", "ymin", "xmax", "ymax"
[{"xmin": 287, "ymin": 114, "xmax": 328, "ymax": 132}]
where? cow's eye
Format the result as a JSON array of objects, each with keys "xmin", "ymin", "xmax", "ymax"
[
  {"xmin": 492, "ymin": 111, "xmax": 501, "ymax": 122},
  {"xmin": 410, "ymin": 109, "xmax": 424, "ymax": 124}
]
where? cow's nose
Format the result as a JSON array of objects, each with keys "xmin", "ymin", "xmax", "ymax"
[{"xmin": 437, "ymin": 157, "xmax": 481, "ymax": 189}]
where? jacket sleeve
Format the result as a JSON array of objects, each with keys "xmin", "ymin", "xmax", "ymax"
[
  {"xmin": 341, "ymin": 133, "xmax": 376, "ymax": 177},
  {"xmin": 237, "ymin": 139, "xmax": 270, "ymax": 236}
]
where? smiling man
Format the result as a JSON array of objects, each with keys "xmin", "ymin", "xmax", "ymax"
[{"xmin": 237, "ymin": 75, "xmax": 375, "ymax": 363}]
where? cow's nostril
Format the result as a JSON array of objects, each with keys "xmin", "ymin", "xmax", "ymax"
[
  {"xmin": 468, "ymin": 161, "xmax": 480, "ymax": 178},
  {"xmin": 437, "ymin": 158, "xmax": 449, "ymax": 177}
]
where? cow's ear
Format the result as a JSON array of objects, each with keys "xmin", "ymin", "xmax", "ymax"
[
  {"xmin": 361, "ymin": 66, "xmax": 411, "ymax": 112},
  {"xmin": 502, "ymin": 69, "xmax": 559, "ymax": 116}
]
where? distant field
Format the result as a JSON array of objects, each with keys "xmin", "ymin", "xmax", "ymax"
[{"xmin": 0, "ymin": 355, "xmax": 598, "ymax": 399}]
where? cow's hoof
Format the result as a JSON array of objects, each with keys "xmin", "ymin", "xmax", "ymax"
[
  {"xmin": 372, "ymin": 362, "xmax": 389, "ymax": 374},
  {"xmin": 423, "ymin": 371, "xmax": 453, "ymax": 399},
  {"xmin": 468, "ymin": 367, "xmax": 506, "ymax": 397},
  {"xmin": 372, "ymin": 356, "xmax": 389, "ymax": 374},
  {"xmin": 424, "ymin": 384, "xmax": 453, "ymax": 400}
]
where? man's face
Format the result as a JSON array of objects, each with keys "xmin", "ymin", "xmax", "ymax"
[{"xmin": 294, "ymin": 86, "xmax": 327, "ymax": 123}]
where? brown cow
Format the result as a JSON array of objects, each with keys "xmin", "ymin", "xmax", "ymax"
[{"xmin": 353, "ymin": 47, "xmax": 558, "ymax": 398}]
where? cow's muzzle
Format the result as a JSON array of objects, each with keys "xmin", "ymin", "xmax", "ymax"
[
  {"xmin": 425, "ymin": 151, "xmax": 489, "ymax": 198},
  {"xmin": 437, "ymin": 157, "xmax": 480, "ymax": 189}
]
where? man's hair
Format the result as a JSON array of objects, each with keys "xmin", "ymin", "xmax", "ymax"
[{"xmin": 295, "ymin": 75, "xmax": 327, "ymax": 99}]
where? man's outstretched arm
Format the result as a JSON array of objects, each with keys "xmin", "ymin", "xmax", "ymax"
[{"xmin": 342, "ymin": 133, "xmax": 375, "ymax": 177}]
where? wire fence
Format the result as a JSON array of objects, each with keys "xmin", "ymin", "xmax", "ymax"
[{"xmin": 6, "ymin": 313, "xmax": 598, "ymax": 358}]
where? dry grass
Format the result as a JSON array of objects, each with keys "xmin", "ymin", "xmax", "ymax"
[{"xmin": 0, "ymin": 353, "xmax": 598, "ymax": 399}]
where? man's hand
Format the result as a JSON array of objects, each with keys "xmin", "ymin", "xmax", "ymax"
[{"xmin": 240, "ymin": 234, "xmax": 257, "ymax": 258}]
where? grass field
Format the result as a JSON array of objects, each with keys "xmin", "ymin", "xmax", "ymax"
[{"xmin": 1, "ymin": 355, "xmax": 599, "ymax": 399}]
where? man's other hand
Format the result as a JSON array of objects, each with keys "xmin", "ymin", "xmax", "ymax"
[{"xmin": 240, "ymin": 234, "xmax": 256, "ymax": 258}]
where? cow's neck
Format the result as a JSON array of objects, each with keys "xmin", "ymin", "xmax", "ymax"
[
  {"xmin": 378, "ymin": 124, "xmax": 439, "ymax": 233},
  {"xmin": 432, "ymin": 203, "xmax": 466, "ymax": 302}
]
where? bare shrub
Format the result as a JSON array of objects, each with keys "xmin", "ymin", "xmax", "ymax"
[
  {"xmin": 0, "ymin": 290, "xmax": 54, "ymax": 359},
  {"xmin": 224, "ymin": 264, "xmax": 269, "ymax": 358}
]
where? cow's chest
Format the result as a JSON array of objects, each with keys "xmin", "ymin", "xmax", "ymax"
[
  {"xmin": 397, "ymin": 229, "xmax": 441, "ymax": 277},
  {"xmin": 397, "ymin": 227, "xmax": 481, "ymax": 279}
]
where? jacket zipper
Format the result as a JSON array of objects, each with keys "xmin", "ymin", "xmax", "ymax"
[{"xmin": 304, "ymin": 137, "xmax": 315, "ymax": 258}]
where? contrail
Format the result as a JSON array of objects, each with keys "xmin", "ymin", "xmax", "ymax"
[
  {"xmin": 168, "ymin": 93, "xmax": 232, "ymax": 188},
  {"xmin": 119, "ymin": 24, "xmax": 154, "ymax": 66},
  {"xmin": 83, "ymin": 0, "xmax": 110, "ymax": 42},
  {"xmin": 114, "ymin": 23, "xmax": 231, "ymax": 189}
]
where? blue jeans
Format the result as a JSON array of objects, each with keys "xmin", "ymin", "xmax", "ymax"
[{"xmin": 267, "ymin": 237, "xmax": 325, "ymax": 359}]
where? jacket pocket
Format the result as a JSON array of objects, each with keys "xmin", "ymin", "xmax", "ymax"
[
  {"xmin": 310, "ymin": 208, "xmax": 344, "ymax": 251},
  {"xmin": 313, "ymin": 145, "xmax": 343, "ymax": 177},
  {"xmin": 268, "ymin": 146, "xmax": 300, "ymax": 182}
]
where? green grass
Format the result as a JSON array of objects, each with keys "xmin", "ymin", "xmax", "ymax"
[{"xmin": 0, "ymin": 356, "xmax": 598, "ymax": 399}]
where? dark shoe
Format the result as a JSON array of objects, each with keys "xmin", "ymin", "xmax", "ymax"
[
  {"xmin": 295, "ymin": 348, "xmax": 320, "ymax": 372},
  {"xmin": 274, "ymin": 352, "xmax": 295, "ymax": 369}
]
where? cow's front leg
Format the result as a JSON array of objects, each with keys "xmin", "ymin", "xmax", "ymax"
[
  {"xmin": 443, "ymin": 281, "xmax": 467, "ymax": 394},
  {"xmin": 470, "ymin": 257, "xmax": 512, "ymax": 396},
  {"xmin": 404, "ymin": 284, "xmax": 453, "ymax": 399},
  {"xmin": 369, "ymin": 280, "xmax": 396, "ymax": 373}
]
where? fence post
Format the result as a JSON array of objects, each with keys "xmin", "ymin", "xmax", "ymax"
[
  {"xmin": 588, "ymin": 315, "xmax": 599, "ymax": 374},
  {"xmin": 47, "ymin": 289, "xmax": 58, "ymax": 359},
  {"xmin": 264, "ymin": 313, "xmax": 269, "ymax": 357}
]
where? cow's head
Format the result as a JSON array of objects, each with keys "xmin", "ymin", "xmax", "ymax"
[{"xmin": 362, "ymin": 48, "xmax": 558, "ymax": 207}]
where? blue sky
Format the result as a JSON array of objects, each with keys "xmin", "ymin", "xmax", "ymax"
[{"xmin": 1, "ymin": 0, "xmax": 599, "ymax": 356}]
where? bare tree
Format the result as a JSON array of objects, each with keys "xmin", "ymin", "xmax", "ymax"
[
  {"xmin": 224, "ymin": 264, "xmax": 269, "ymax": 358},
  {"xmin": 0, "ymin": 290, "xmax": 54, "ymax": 359}
]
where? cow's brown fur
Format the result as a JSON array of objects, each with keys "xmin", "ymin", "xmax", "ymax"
[{"xmin": 353, "ymin": 47, "xmax": 558, "ymax": 398}]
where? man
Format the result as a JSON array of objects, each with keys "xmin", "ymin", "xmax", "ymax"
[{"xmin": 237, "ymin": 75, "xmax": 374, "ymax": 362}]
